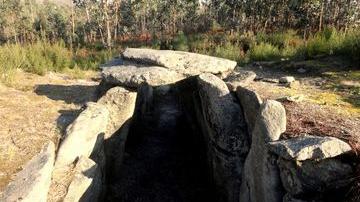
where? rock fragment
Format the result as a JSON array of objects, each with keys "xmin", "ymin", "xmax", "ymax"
[
  {"xmin": 279, "ymin": 76, "xmax": 295, "ymax": 84},
  {"xmin": 269, "ymin": 135, "xmax": 352, "ymax": 161},
  {"xmin": 224, "ymin": 70, "xmax": 257, "ymax": 91}
]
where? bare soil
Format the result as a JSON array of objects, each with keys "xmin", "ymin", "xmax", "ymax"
[
  {"xmin": 0, "ymin": 70, "xmax": 98, "ymax": 191},
  {"xmin": 242, "ymin": 57, "xmax": 360, "ymax": 155}
]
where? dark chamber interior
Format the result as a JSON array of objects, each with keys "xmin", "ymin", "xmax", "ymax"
[{"xmin": 105, "ymin": 86, "xmax": 217, "ymax": 202}]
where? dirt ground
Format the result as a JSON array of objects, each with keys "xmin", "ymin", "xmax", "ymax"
[
  {"xmin": 0, "ymin": 70, "xmax": 98, "ymax": 191},
  {"xmin": 242, "ymin": 58, "xmax": 360, "ymax": 152}
]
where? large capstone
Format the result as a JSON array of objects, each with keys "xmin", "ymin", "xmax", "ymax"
[
  {"xmin": 122, "ymin": 48, "xmax": 237, "ymax": 75},
  {"xmin": 101, "ymin": 65, "xmax": 185, "ymax": 89}
]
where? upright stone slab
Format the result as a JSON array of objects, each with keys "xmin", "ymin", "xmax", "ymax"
[
  {"xmin": 236, "ymin": 86, "xmax": 263, "ymax": 138},
  {"xmin": 98, "ymin": 86, "xmax": 137, "ymax": 182},
  {"xmin": 196, "ymin": 73, "xmax": 249, "ymax": 202},
  {"xmin": 55, "ymin": 102, "xmax": 109, "ymax": 168},
  {"xmin": 1, "ymin": 142, "xmax": 55, "ymax": 202},
  {"xmin": 64, "ymin": 157, "xmax": 103, "ymax": 202},
  {"xmin": 239, "ymin": 100, "xmax": 287, "ymax": 202},
  {"xmin": 98, "ymin": 86, "xmax": 137, "ymax": 139}
]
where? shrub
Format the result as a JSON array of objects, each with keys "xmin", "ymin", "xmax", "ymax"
[
  {"xmin": 337, "ymin": 29, "xmax": 360, "ymax": 64},
  {"xmin": 213, "ymin": 42, "xmax": 245, "ymax": 62},
  {"xmin": 0, "ymin": 41, "xmax": 114, "ymax": 84},
  {"xmin": 249, "ymin": 42, "xmax": 281, "ymax": 61},
  {"xmin": 172, "ymin": 32, "xmax": 189, "ymax": 51},
  {"xmin": 302, "ymin": 28, "xmax": 348, "ymax": 59}
]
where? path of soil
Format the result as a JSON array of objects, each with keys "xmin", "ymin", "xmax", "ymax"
[{"xmin": 106, "ymin": 88, "xmax": 217, "ymax": 202}]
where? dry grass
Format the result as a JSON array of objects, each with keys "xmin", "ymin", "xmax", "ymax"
[
  {"xmin": 281, "ymin": 101, "xmax": 360, "ymax": 152},
  {"xmin": 0, "ymin": 70, "xmax": 98, "ymax": 191}
]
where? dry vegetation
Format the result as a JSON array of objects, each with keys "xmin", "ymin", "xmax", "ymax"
[{"xmin": 0, "ymin": 70, "xmax": 98, "ymax": 191}]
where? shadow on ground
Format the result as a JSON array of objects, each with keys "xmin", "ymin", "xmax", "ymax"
[
  {"xmin": 35, "ymin": 84, "xmax": 98, "ymax": 104},
  {"xmin": 56, "ymin": 109, "xmax": 83, "ymax": 135}
]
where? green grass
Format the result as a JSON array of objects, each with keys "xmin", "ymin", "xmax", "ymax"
[
  {"xmin": 249, "ymin": 42, "xmax": 281, "ymax": 61},
  {"xmin": 1, "ymin": 28, "xmax": 358, "ymax": 85},
  {"xmin": 0, "ymin": 41, "xmax": 115, "ymax": 84},
  {"xmin": 138, "ymin": 28, "xmax": 360, "ymax": 65}
]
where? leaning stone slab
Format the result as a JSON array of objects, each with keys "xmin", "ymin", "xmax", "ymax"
[
  {"xmin": 224, "ymin": 70, "xmax": 257, "ymax": 91},
  {"xmin": 64, "ymin": 157, "xmax": 102, "ymax": 202},
  {"xmin": 236, "ymin": 86, "xmax": 263, "ymax": 137},
  {"xmin": 268, "ymin": 135, "xmax": 352, "ymax": 161},
  {"xmin": 55, "ymin": 102, "xmax": 109, "ymax": 168},
  {"xmin": 122, "ymin": 48, "xmax": 237, "ymax": 75},
  {"xmin": 279, "ymin": 158, "xmax": 353, "ymax": 197},
  {"xmin": 101, "ymin": 65, "xmax": 185, "ymax": 88},
  {"xmin": 197, "ymin": 73, "xmax": 249, "ymax": 202},
  {"xmin": 239, "ymin": 100, "xmax": 287, "ymax": 202},
  {"xmin": 1, "ymin": 142, "xmax": 55, "ymax": 202},
  {"xmin": 98, "ymin": 86, "xmax": 137, "ymax": 139}
]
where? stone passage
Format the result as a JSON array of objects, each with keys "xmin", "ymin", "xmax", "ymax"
[
  {"xmin": 1, "ymin": 48, "xmax": 355, "ymax": 202},
  {"xmin": 106, "ymin": 86, "xmax": 217, "ymax": 202}
]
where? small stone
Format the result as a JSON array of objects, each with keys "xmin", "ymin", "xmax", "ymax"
[
  {"xmin": 254, "ymin": 76, "xmax": 264, "ymax": 81},
  {"xmin": 268, "ymin": 135, "xmax": 352, "ymax": 161},
  {"xmin": 277, "ymin": 95, "xmax": 304, "ymax": 103},
  {"xmin": 297, "ymin": 68, "xmax": 307, "ymax": 74},
  {"xmin": 263, "ymin": 78, "xmax": 279, "ymax": 83},
  {"xmin": 279, "ymin": 76, "xmax": 295, "ymax": 84},
  {"xmin": 285, "ymin": 81, "xmax": 300, "ymax": 89}
]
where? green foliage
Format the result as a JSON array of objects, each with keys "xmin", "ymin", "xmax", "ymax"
[
  {"xmin": 137, "ymin": 28, "xmax": 360, "ymax": 65},
  {"xmin": 0, "ymin": 42, "xmax": 114, "ymax": 84},
  {"xmin": 0, "ymin": 44, "xmax": 23, "ymax": 84},
  {"xmin": 301, "ymin": 28, "xmax": 360, "ymax": 63},
  {"xmin": 337, "ymin": 29, "xmax": 360, "ymax": 64},
  {"xmin": 73, "ymin": 49, "xmax": 116, "ymax": 70},
  {"xmin": 249, "ymin": 42, "xmax": 281, "ymax": 61},
  {"xmin": 172, "ymin": 32, "xmax": 189, "ymax": 51},
  {"xmin": 213, "ymin": 42, "xmax": 246, "ymax": 63}
]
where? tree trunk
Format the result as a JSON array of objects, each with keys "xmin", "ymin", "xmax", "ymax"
[
  {"xmin": 102, "ymin": 0, "xmax": 112, "ymax": 49},
  {"xmin": 319, "ymin": 0, "xmax": 324, "ymax": 32}
]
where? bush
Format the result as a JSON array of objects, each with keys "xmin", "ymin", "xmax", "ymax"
[
  {"xmin": 303, "ymin": 28, "xmax": 347, "ymax": 58},
  {"xmin": 172, "ymin": 32, "xmax": 189, "ymax": 51},
  {"xmin": 0, "ymin": 41, "xmax": 114, "ymax": 84},
  {"xmin": 249, "ymin": 42, "xmax": 281, "ymax": 61},
  {"xmin": 213, "ymin": 42, "xmax": 246, "ymax": 62},
  {"xmin": 337, "ymin": 29, "xmax": 360, "ymax": 64}
]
